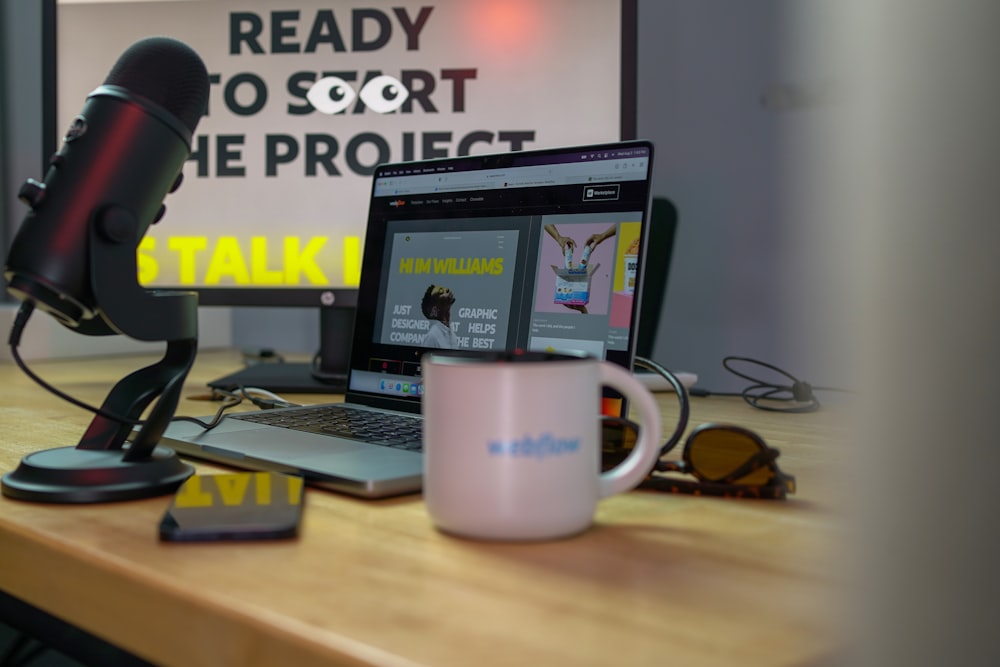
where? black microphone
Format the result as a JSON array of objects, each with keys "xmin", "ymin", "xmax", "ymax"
[{"xmin": 3, "ymin": 36, "xmax": 210, "ymax": 328}]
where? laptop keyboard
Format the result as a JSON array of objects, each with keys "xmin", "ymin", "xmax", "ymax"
[{"xmin": 233, "ymin": 405, "xmax": 424, "ymax": 451}]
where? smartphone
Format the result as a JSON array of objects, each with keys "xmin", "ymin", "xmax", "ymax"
[{"xmin": 159, "ymin": 471, "xmax": 305, "ymax": 542}]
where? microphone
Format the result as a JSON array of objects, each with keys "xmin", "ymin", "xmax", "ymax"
[
  {"xmin": 1, "ymin": 37, "xmax": 210, "ymax": 503},
  {"xmin": 4, "ymin": 36, "xmax": 210, "ymax": 329}
]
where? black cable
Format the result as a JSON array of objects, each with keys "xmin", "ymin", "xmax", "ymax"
[
  {"xmin": 688, "ymin": 387, "xmax": 740, "ymax": 398},
  {"xmin": 6, "ymin": 301, "xmax": 34, "ymax": 348},
  {"xmin": 689, "ymin": 355, "xmax": 849, "ymax": 413},
  {"xmin": 632, "ymin": 356, "xmax": 690, "ymax": 457},
  {"xmin": 8, "ymin": 302, "xmax": 138, "ymax": 425},
  {"xmin": 8, "ymin": 301, "xmax": 241, "ymax": 431},
  {"xmin": 232, "ymin": 385, "xmax": 299, "ymax": 410},
  {"xmin": 166, "ymin": 395, "xmax": 243, "ymax": 431}
]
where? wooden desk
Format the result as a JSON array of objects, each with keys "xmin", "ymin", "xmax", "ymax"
[{"xmin": 0, "ymin": 350, "xmax": 844, "ymax": 667}]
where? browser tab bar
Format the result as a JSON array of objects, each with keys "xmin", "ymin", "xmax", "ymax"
[{"xmin": 374, "ymin": 157, "xmax": 648, "ymax": 197}]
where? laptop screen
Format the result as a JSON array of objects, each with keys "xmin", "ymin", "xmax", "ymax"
[{"xmin": 347, "ymin": 141, "xmax": 654, "ymax": 412}]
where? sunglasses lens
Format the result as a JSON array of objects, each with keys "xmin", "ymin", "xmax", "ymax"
[{"xmin": 687, "ymin": 429, "xmax": 773, "ymax": 485}]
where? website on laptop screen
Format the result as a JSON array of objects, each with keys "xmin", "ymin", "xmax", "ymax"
[{"xmin": 348, "ymin": 142, "xmax": 653, "ymax": 408}]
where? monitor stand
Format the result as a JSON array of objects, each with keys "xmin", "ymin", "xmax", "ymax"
[{"xmin": 207, "ymin": 306, "xmax": 354, "ymax": 394}]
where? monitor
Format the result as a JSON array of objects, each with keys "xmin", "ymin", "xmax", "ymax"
[{"xmin": 44, "ymin": 0, "xmax": 638, "ymax": 391}]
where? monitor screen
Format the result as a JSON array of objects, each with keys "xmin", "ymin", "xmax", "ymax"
[
  {"xmin": 48, "ymin": 0, "xmax": 638, "ymax": 309},
  {"xmin": 350, "ymin": 141, "xmax": 654, "ymax": 413}
]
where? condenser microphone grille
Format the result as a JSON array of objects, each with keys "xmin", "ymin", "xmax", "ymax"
[{"xmin": 103, "ymin": 36, "xmax": 209, "ymax": 134}]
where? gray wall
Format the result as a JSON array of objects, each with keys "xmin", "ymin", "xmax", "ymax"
[
  {"xmin": 639, "ymin": 1, "xmax": 787, "ymax": 389},
  {"xmin": 1, "ymin": 1, "xmax": 45, "ymax": 253},
  {"xmin": 639, "ymin": 1, "xmax": 846, "ymax": 392}
]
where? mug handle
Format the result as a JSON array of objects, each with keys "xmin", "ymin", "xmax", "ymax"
[{"xmin": 597, "ymin": 362, "xmax": 664, "ymax": 498}]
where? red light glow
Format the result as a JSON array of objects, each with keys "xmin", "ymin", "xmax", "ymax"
[{"xmin": 466, "ymin": 1, "xmax": 545, "ymax": 52}]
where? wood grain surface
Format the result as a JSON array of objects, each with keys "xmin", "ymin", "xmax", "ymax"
[{"xmin": 0, "ymin": 350, "xmax": 846, "ymax": 667}]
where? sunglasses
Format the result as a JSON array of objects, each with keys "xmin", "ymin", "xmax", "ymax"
[
  {"xmin": 603, "ymin": 357, "xmax": 798, "ymax": 500},
  {"xmin": 603, "ymin": 419, "xmax": 795, "ymax": 499}
]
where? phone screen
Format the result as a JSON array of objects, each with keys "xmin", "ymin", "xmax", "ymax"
[{"xmin": 159, "ymin": 472, "xmax": 305, "ymax": 542}]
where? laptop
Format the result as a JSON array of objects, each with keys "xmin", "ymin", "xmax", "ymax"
[{"xmin": 158, "ymin": 140, "xmax": 656, "ymax": 498}]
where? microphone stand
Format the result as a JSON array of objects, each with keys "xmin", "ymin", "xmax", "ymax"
[{"xmin": 2, "ymin": 207, "xmax": 197, "ymax": 503}]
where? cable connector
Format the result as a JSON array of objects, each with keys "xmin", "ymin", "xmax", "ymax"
[
  {"xmin": 791, "ymin": 381, "xmax": 814, "ymax": 403},
  {"xmin": 8, "ymin": 301, "xmax": 35, "ymax": 348}
]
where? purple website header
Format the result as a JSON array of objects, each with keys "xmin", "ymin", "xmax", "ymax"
[{"xmin": 377, "ymin": 143, "xmax": 651, "ymax": 178}]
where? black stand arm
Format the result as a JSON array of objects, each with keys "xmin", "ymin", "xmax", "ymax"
[{"xmin": 78, "ymin": 338, "xmax": 197, "ymax": 460}]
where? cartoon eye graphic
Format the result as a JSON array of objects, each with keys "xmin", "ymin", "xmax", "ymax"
[
  {"xmin": 306, "ymin": 76, "xmax": 357, "ymax": 115},
  {"xmin": 358, "ymin": 75, "xmax": 409, "ymax": 114}
]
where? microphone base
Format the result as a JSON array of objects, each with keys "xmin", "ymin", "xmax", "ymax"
[{"xmin": 1, "ymin": 445, "xmax": 193, "ymax": 503}]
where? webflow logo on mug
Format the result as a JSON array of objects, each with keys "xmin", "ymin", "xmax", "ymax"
[{"xmin": 486, "ymin": 433, "xmax": 581, "ymax": 461}]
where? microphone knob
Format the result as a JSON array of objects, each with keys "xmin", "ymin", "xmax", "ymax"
[
  {"xmin": 153, "ymin": 204, "xmax": 167, "ymax": 224},
  {"xmin": 169, "ymin": 172, "xmax": 184, "ymax": 193},
  {"xmin": 18, "ymin": 179, "xmax": 46, "ymax": 209},
  {"xmin": 97, "ymin": 206, "xmax": 137, "ymax": 243}
]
